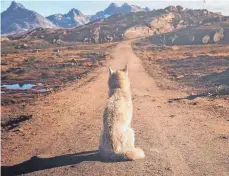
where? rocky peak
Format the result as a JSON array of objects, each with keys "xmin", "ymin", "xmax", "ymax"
[
  {"xmin": 121, "ymin": 3, "xmax": 130, "ymax": 7},
  {"xmin": 108, "ymin": 3, "xmax": 118, "ymax": 8},
  {"xmin": 121, "ymin": 3, "xmax": 143, "ymax": 12},
  {"xmin": 104, "ymin": 3, "xmax": 120, "ymax": 14},
  {"xmin": 67, "ymin": 8, "xmax": 82, "ymax": 16},
  {"xmin": 144, "ymin": 7, "xmax": 150, "ymax": 12},
  {"xmin": 121, "ymin": 3, "xmax": 131, "ymax": 11},
  {"xmin": 8, "ymin": 1, "xmax": 25, "ymax": 10}
]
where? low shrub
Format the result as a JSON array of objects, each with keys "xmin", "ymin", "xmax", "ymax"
[
  {"xmin": 41, "ymin": 72, "xmax": 48, "ymax": 79},
  {"xmin": 28, "ymin": 56, "xmax": 36, "ymax": 61},
  {"xmin": 67, "ymin": 75, "xmax": 75, "ymax": 81}
]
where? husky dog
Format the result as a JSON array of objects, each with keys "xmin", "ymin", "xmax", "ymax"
[{"xmin": 99, "ymin": 65, "xmax": 145, "ymax": 161}]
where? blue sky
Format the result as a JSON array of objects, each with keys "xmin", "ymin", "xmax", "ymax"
[{"xmin": 1, "ymin": 1, "xmax": 229, "ymax": 16}]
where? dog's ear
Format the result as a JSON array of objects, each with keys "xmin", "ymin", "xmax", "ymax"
[
  {"xmin": 123, "ymin": 64, "xmax": 128, "ymax": 74},
  {"xmin": 108, "ymin": 67, "xmax": 114, "ymax": 76}
]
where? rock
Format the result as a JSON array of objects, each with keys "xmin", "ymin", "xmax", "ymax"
[
  {"xmin": 190, "ymin": 102, "xmax": 198, "ymax": 105},
  {"xmin": 176, "ymin": 75, "xmax": 185, "ymax": 79},
  {"xmin": 15, "ymin": 43, "xmax": 28, "ymax": 49},
  {"xmin": 202, "ymin": 35, "xmax": 210, "ymax": 44},
  {"xmin": 164, "ymin": 6, "xmax": 177, "ymax": 12},
  {"xmin": 213, "ymin": 28, "xmax": 224, "ymax": 43},
  {"xmin": 56, "ymin": 39, "xmax": 62, "ymax": 45},
  {"xmin": 176, "ymin": 5, "xmax": 183, "ymax": 12}
]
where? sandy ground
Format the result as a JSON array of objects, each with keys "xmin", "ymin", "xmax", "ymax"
[{"xmin": 2, "ymin": 41, "xmax": 229, "ymax": 176}]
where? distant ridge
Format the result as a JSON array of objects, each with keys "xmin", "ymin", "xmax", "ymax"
[
  {"xmin": 46, "ymin": 8, "xmax": 90, "ymax": 28},
  {"xmin": 90, "ymin": 2, "xmax": 150, "ymax": 21}
]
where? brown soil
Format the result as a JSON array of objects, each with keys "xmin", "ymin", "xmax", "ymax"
[{"xmin": 1, "ymin": 41, "xmax": 229, "ymax": 176}]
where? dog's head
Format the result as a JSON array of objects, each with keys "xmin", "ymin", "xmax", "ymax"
[{"xmin": 108, "ymin": 64, "xmax": 130, "ymax": 90}]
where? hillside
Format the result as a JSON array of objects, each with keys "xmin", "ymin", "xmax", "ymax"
[
  {"xmin": 151, "ymin": 16, "xmax": 229, "ymax": 45},
  {"xmin": 10, "ymin": 6, "xmax": 222, "ymax": 44}
]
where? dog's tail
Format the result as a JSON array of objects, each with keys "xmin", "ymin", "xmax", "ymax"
[{"xmin": 111, "ymin": 147, "xmax": 145, "ymax": 161}]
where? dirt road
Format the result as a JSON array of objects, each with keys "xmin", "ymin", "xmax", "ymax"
[{"xmin": 2, "ymin": 41, "xmax": 229, "ymax": 176}]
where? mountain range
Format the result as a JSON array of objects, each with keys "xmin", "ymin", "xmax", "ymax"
[
  {"xmin": 1, "ymin": 1, "xmax": 151, "ymax": 34},
  {"xmin": 90, "ymin": 2, "xmax": 150, "ymax": 21},
  {"xmin": 13, "ymin": 5, "xmax": 225, "ymax": 45}
]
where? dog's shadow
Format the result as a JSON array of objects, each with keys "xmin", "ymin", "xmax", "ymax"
[{"xmin": 1, "ymin": 150, "xmax": 101, "ymax": 176}]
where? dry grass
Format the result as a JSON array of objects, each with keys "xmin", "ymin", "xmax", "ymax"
[
  {"xmin": 135, "ymin": 44, "xmax": 229, "ymax": 60},
  {"xmin": 1, "ymin": 39, "xmax": 117, "ymax": 121},
  {"xmin": 133, "ymin": 42, "xmax": 229, "ymax": 98}
]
